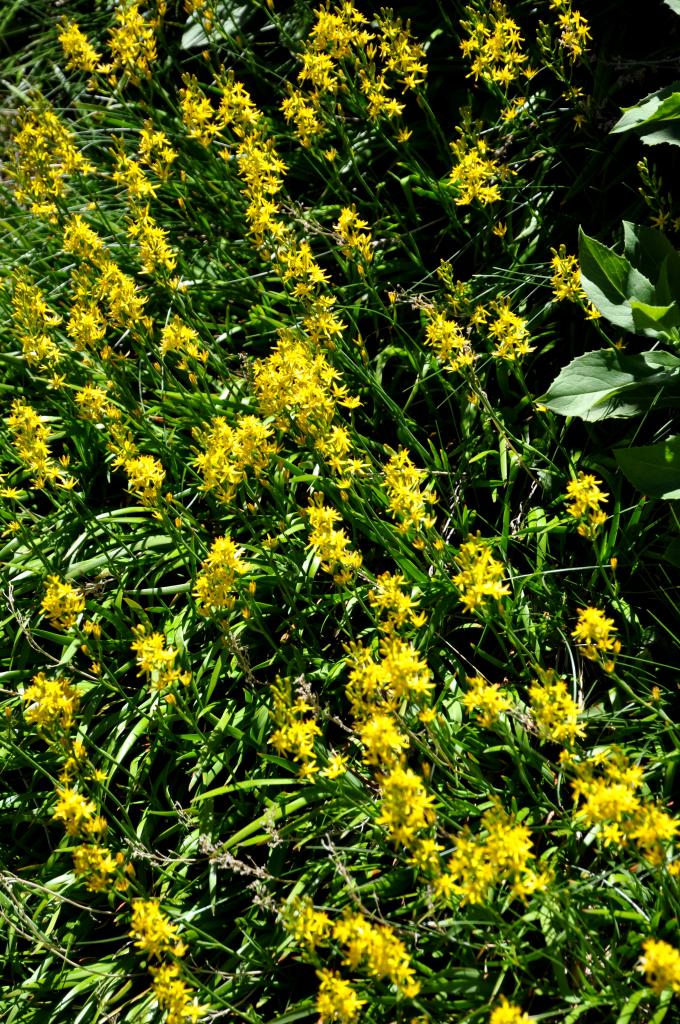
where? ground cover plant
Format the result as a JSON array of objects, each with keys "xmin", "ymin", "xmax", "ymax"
[{"xmin": 1, "ymin": 1, "xmax": 679, "ymax": 1022}]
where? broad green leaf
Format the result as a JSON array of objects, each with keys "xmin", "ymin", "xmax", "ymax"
[
  {"xmin": 615, "ymin": 436, "xmax": 680, "ymax": 497},
  {"xmin": 665, "ymin": 0, "xmax": 680, "ymax": 14},
  {"xmin": 630, "ymin": 298, "xmax": 680, "ymax": 339},
  {"xmin": 541, "ymin": 349, "xmax": 680, "ymax": 420},
  {"xmin": 611, "ymin": 83, "xmax": 680, "ymax": 136},
  {"xmin": 622, "ymin": 221, "xmax": 680, "ymax": 295},
  {"xmin": 579, "ymin": 229, "xmax": 653, "ymax": 329}
]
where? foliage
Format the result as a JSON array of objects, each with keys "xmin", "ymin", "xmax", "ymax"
[{"xmin": 0, "ymin": 2, "xmax": 679, "ymax": 1024}]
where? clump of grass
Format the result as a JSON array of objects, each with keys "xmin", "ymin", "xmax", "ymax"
[{"xmin": 1, "ymin": 2, "xmax": 678, "ymax": 1023}]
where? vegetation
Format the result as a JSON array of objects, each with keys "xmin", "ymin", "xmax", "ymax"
[{"xmin": 0, "ymin": 2, "xmax": 678, "ymax": 1022}]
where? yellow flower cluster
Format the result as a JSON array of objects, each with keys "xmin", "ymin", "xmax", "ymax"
[
  {"xmin": 316, "ymin": 969, "xmax": 366, "ymax": 1024},
  {"xmin": 129, "ymin": 899, "xmax": 186, "ymax": 959},
  {"xmin": 194, "ymin": 535, "xmax": 251, "ymax": 614},
  {"xmin": 462, "ymin": 674, "xmax": 513, "ymax": 727},
  {"xmin": 335, "ymin": 206, "xmax": 373, "ymax": 264},
  {"xmin": 565, "ymin": 472, "xmax": 608, "ymax": 539},
  {"xmin": 550, "ymin": 245, "xmax": 586, "ymax": 302},
  {"xmin": 450, "ymin": 138, "xmax": 503, "ymax": 206},
  {"xmin": 195, "ymin": 415, "xmax": 278, "ymax": 505},
  {"xmin": 382, "ymin": 449, "xmax": 437, "ymax": 535},
  {"xmin": 160, "ymin": 316, "xmax": 207, "ymax": 373},
  {"xmin": 306, "ymin": 497, "xmax": 363, "ymax": 585},
  {"xmin": 53, "ymin": 786, "xmax": 105, "ymax": 838},
  {"xmin": 284, "ymin": 897, "xmax": 421, "ymax": 1020},
  {"xmin": 376, "ymin": 764, "xmax": 437, "ymax": 847},
  {"xmin": 332, "ymin": 911, "xmax": 421, "ymax": 996},
  {"xmin": 638, "ymin": 938, "xmax": 680, "ymax": 996},
  {"xmin": 269, "ymin": 677, "xmax": 322, "ymax": 778},
  {"xmin": 460, "ymin": 3, "xmax": 528, "ymax": 86},
  {"xmin": 368, "ymin": 572, "xmax": 426, "ymax": 632},
  {"xmin": 435, "ymin": 803, "xmax": 550, "ymax": 905},
  {"xmin": 22, "ymin": 672, "xmax": 80, "ymax": 732},
  {"xmin": 343, "ymin": 630, "xmax": 437, "ymax": 851},
  {"xmin": 280, "ymin": 2, "xmax": 426, "ymax": 147},
  {"xmin": 102, "ymin": 2, "xmax": 158, "ymax": 83},
  {"xmin": 487, "ymin": 303, "xmax": 534, "ymax": 361},
  {"xmin": 131, "ymin": 626, "xmax": 191, "ymax": 691},
  {"xmin": 7, "ymin": 401, "xmax": 74, "ymax": 490},
  {"xmin": 58, "ymin": 19, "xmax": 102, "ymax": 73},
  {"xmin": 151, "ymin": 962, "xmax": 206, "ymax": 1024},
  {"xmin": 9, "ymin": 107, "xmax": 94, "ymax": 218},
  {"xmin": 569, "ymin": 748, "xmax": 678, "ymax": 864},
  {"xmin": 253, "ymin": 332, "xmax": 359, "ymax": 438},
  {"xmin": 138, "ymin": 119, "xmax": 177, "ymax": 181},
  {"xmin": 11, "ymin": 276, "xmax": 62, "ymax": 368},
  {"xmin": 489, "ymin": 997, "xmax": 533, "ymax": 1024},
  {"xmin": 345, "ymin": 635, "xmax": 433, "ymax": 723},
  {"xmin": 123, "ymin": 454, "xmax": 166, "ymax": 504},
  {"xmin": 550, "ymin": 1, "xmax": 591, "ymax": 60},
  {"xmin": 41, "ymin": 576, "xmax": 85, "ymax": 630},
  {"xmin": 424, "ymin": 310, "xmax": 476, "ymax": 374},
  {"xmin": 571, "ymin": 606, "xmax": 620, "ymax": 671},
  {"xmin": 453, "ymin": 535, "xmax": 511, "ymax": 612},
  {"xmin": 128, "ymin": 205, "xmax": 177, "ymax": 277},
  {"xmin": 528, "ymin": 670, "xmax": 585, "ymax": 745}
]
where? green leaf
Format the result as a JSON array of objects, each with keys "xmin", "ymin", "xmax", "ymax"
[
  {"xmin": 665, "ymin": 0, "xmax": 680, "ymax": 14},
  {"xmin": 662, "ymin": 537, "xmax": 680, "ymax": 567},
  {"xmin": 541, "ymin": 349, "xmax": 680, "ymax": 420},
  {"xmin": 630, "ymin": 299, "xmax": 680, "ymax": 339},
  {"xmin": 615, "ymin": 436, "xmax": 680, "ymax": 497},
  {"xmin": 616, "ymin": 988, "xmax": 648, "ymax": 1024},
  {"xmin": 611, "ymin": 83, "xmax": 680, "ymax": 144},
  {"xmin": 622, "ymin": 222, "xmax": 680, "ymax": 295},
  {"xmin": 579, "ymin": 229, "xmax": 653, "ymax": 330}
]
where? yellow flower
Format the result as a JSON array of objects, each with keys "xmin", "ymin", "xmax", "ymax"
[
  {"xmin": 488, "ymin": 303, "xmax": 534, "ymax": 362},
  {"xmin": 489, "ymin": 996, "xmax": 532, "ymax": 1024},
  {"xmin": 321, "ymin": 754, "xmax": 349, "ymax": 779},
  {"xmin": 105, "ymin": 1, "xmax": 157, "ymax": 82},
  {"xmin": 269, "ymin": 677, "xmax": 321, "ymax": 776},
  {"xmin": 332, "ymin": 910, "xmax": 420, "ymax": 995},
  {"xmin": 72, "ymin": 844, "xmax": 122, "ymax": 893},
  {"xmin": 453, "ymin": 535, "xmax": 511, "ymax": 612},
  {"xmin": 565, "ymin": 472, "xmax": 608, "ymax": 538},
  {"xmin": 383, "ymin": 449, "xmax": 437, "ymax": 534},
  {"xmin": 306, "ymin": 496, "xmax": 362, "ymax": 585},
  {"xmin": 528, "ymin": 670, "xmax": 585, "ymax": 745},
  {"xmin": 357, "ymin": 712, "xmax": 409, "ymax": 767},
  {"xmin": 129, "ymin": 898, "xmax": 185, "ymax": 959},
  {"xmin": 194, "ymin": 535, "xmax": 251, "ymax": 613},
  {"xmin": 58, "ymin": 19, "xmax": 102, "ymax": 73},
  {"xmin": 53, "ymin": 787, "xmax": 100, "ymax": 837},
  {"xmin": 131, "ymin": 626, "xmax": 187, "ymax": 690},
  {"xmin": 449, "ymin": 138, "xmax": 503, "ymax": 206},
  {"xmin": 22, "ymin": 672, "xmax": 79, "ymax": 732},
  {"xmin": 462, "ymin": 675, "xmax": 513, "ymax": 727},
  {"xmin": 283, "ymin": 896, "xmax": 332, "ymax": 950},
  {"xmin": 376, "ymin": 764, "xmax": 436, "ymax": 846},
  {"xmin": 571, "ymin": 606, "xmax": 620, "ymax": 667},
  {"xmin": 460, "ymin": 7, "xmax": 527, "ymax": 86},
  {"xmin": 151, "ymin": 961, "xmax": 206, "ymax": 1024},
  {"xmin": 550, "ymin": 245, "xmax": 585, "ymax": 302},
  {"xmin": 195, "ymin": 415, "xmax": 277, "ymax": 504},
  {"xmin": 41, "ymin": 576, "xmax": 85, "ymax": 630},
  {"xmin": 638, "ymin": 938, "xmax": 680, "ymax": 995},
  {"xmin": 316, "ymin": 969, "xmax": 366, "ymax": 1024},
  {"xmin": 440, "ymin": 804, "xmax": 548, "ymax": 906},
  {"xmin": 424, "ymin": 310, "xmax": 475, "ymax": 373},
  {"xmin": 124, "ymin": 454, "xmax": 166, "ymax": 504}
]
